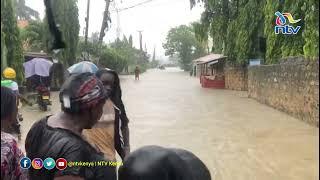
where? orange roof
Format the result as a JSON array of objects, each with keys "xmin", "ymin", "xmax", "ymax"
[{"xmin": 17, "ymin": 20, "xmax": 29, "ymax": 28}]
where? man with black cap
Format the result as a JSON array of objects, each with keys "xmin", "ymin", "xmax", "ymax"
[{"xmin": 25, "ymin": 73, "xmax": 116, "ymax": 180}]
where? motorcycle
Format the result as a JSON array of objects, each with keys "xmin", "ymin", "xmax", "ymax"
[
  {"xmin": 23, "ymin": 52, "xmax": 53, "ymax": 111},
  {"xmin": 36, "ymin": 85, "xmax": 51, "ymax": 111}
]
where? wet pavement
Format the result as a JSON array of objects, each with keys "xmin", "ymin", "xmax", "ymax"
[{"xmin": 20, "ymin": 68, "xmax": 319, "ymax": 180}]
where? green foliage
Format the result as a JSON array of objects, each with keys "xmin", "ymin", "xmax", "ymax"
[
  {"xmin": 224, "ymin": 20, "xmax": 237, "ymax": 61},
  {"xmin": 20, "ymin": 20, "xmax": 45, "ymax": 52},
  {"xmin": 280, "ymin": 0, "xmax": 305, "ymax": 57},
  {"xmin": 263, "ymin": 0, "xmax": 281, "ymax": 63},
  {"xmin": 109, "ymin": 36, "xmax": 150, "ymax": 68},
  {"xmin": 44, "ymin": 0, "xmax": 80, "ymax": 66},
  {"xmin": 77, "ymin": 39, "xmax": 102, "ymax": 58},
  {"xmin": 191, "ymin": 0, "xmax": 319, "ymax": 65},
  {"xmin": 99, "ymin": 48, "xmax": 127, "ymax": 72},
  {"xmin": 78, "ymin": 35, "xmax": 150, "ymax": 73},
  {"xmin": 234, "ymin": 0, "xmax": 265, "ymax": 64},
  {"xmin": 163, "ymin": 25, "xmax": 206, "ymax": 71},
  {"xmin": 302, "ymin": 0, "xmax": 319, "ymax": 58},
  {"xmin": 264, "ymin": 0, "xmax": 307, "ymax": 63},
  {"xmin": 1, "ymin": 27, "xmax": 7, "ymax": 71},
  {"xmin": 1, "ymin": 0, "xmax": 24, "ymax": 83}
]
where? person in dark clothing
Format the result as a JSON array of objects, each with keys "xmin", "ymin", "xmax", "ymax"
[
  {"xmin": 134, "ymin": 66, "xmax": 140, "ymax": 80},
  {"xmin": 118, "ymin": 145, "xmax": 211, "ymax": 180},
  {"xmin": 25, "ymin": 73, "xmax": 116, "ymax": 180},
  {"xmin": 1, "ymin": 87, "xmax": 28, "ymax": 180},
  {"xmin": 83, "ymin": 68, "xmax": 130, "ymax": 161}
]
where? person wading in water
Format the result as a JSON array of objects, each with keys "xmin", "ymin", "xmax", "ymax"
[{"xmin": 134, "ymin": 66, "xmax": 140, "ymax": 80}]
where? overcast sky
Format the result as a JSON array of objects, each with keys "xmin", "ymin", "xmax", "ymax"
[{"xmin": 25, "ymin": 0, "xmax": 204, "ymax": 60}]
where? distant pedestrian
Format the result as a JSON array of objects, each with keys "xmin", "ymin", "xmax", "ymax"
[
  {"xmin": 134, "ymin": 66, "xmax": 140, "ymax": 80},
  {"xmin": 118, "ymin": 145, "xmax": 211, "ymax": 180}
]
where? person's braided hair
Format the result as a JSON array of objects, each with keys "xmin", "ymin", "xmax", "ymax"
[
  {"xmin": 95, "ymin": 69, "xmax": 129, "ymax": 126},
  {"xmin": 1, "ymin": 86, "xmax": 17, "ymax": 121},
  {"xmin": 95, "ymin": 69, "xmax": 122, "ymax": 104}
]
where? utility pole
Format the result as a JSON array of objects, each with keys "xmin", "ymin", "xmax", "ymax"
[
  {"xmin": 137, "ymin": 30, "xmax": 143, "ymax": 51},
  {"xmin": 114, "ymin": 0, "xmax": 121, "ymax": 39},
  {"xmin": 84, "ymin": 0, "xmax": 90, "ymax": 46},
  {"xmin": 144, "ymin": 43, "xmax": 147, "ymax": 53},
  {"xmin": 116, "ymin": 8, "xmax": 120, "ymax": 39},
  {"xmin": 97, "ymin": 0, "xmax": 111, "ymax": 65},
  {"xmin": 137, "ymin": 30, "xmax": 143, "ymax": 65},
  {"xmin": 152, "ymin": 46, "xmax": 156, "ymax": 61}
]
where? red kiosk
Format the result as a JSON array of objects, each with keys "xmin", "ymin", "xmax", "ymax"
[{"xmin": 193, "ymin": 54, "xmax": 227, "ymax": 89}]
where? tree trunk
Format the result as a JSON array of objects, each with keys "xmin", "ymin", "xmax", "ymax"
[{"xmin": 99, "ymin": 0, "xmax": 111, "ymax": 43}]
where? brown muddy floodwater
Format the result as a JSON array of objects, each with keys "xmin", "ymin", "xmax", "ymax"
[{"xmin": 20, "ymin": 68, "xmax": 319, "ymax": 180}]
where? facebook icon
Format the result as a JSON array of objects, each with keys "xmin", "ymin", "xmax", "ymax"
[{"xmin": 20, "ymin": 157, "xmax": 31, "ymax": 169}]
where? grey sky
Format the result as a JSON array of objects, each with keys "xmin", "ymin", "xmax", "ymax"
[{"xmin": 25, "ymin": 0, "xmax": 203, "ymax": 60}]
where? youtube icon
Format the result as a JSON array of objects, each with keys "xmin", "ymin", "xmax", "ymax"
[{"xmin": 55, "ymin": 158, "xmax": 67, "ymax": 170}]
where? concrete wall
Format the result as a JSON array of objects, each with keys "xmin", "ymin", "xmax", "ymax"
[
  {"xmin": 224, "ymin": 65, "xmax": 248, "ymax": 91},
  {"xmin": 248, "ymin": 58, "xmax": 319, "ymax": 127}
]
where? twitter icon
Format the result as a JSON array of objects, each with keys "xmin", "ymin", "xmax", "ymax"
[{"xmin": 43, "ymin": 158, "xmax": 56, "ymax": 170}]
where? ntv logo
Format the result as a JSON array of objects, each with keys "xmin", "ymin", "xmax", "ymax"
[{"xmin": 274, "ymin": 11, "xmax": 301, "ymax": 35}]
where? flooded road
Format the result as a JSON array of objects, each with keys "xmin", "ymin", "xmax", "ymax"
[{"xmin": 20, "ymin": 68, "xmax": 319, "ymax": 180}]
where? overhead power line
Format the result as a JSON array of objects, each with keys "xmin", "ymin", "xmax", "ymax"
[{"xmin": 110, "ymin": 0, "xmax": 156, "ymax": 13}]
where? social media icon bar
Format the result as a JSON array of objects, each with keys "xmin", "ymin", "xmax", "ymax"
[
  {"xmin": 32, "ymin": 158, "xmax": 43, "ymax": 169},
  {"xmin": 43, "ymin": 158, "xmax": 56, "ymax": 170},
  {"xmin": 56, "ymin": 158, "xmax": 67, "ymax": 170},
  {"xmin": 20, "ymin": 157, "xmax": 31, "ymax": 169}
]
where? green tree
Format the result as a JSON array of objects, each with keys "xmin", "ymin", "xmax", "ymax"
[
  {"xmin": 78, "ymin": 34, "xmax": 150, "ymax": 73},
  {"xmin": 280, "ymin": 0, "xmax": 305, "ymax": 58},
  {"xmin": 99, "ymin": 48, "xmax": 127, "ymax": 73},
  {"xmin": 264, "ymin": 0, "xmax": 305, "ymax": 63},
  {"xmin": 191, "ymin": 0, "xmax": 265, "ymax": 65},
  {"xmin": 44, "ymin": 0, "xmax": 80, "ymax": 66},
  {"xmin": 192, "ymin": 0, "xmax": 319, "ymax": 64},
  {"xmin": 263, "ymin": 0, "xmax": 282, "ymax": 63},
  {"xmin": 1, "ymin": 0, "xmax": 24, "ymax": 83},
  {"xmin": 1, "ymin": 26, "xmax": 7, "ymax": 70},
  {"xmin": 191, "ymin": 0, "xmax": 232, "ymax": 53},
  {"xmin": 302, "ymin": 0, "xmax": 319, "ymax": 58},
  {"xmin": 20, "ymin": 20, "xmax": 45, "ymax": 52},
  {"xmin": 109, "ymin": 36, "xmax": 150, "ymax": 72},
  {"xmin": 77, "ymin": 39, "xmax": 102, "ymax": 60},
  {"xmin": 233, "ymin": 0, "xmax": 265, "ymax": 64},
  {"xmin": 163, "ymin": 25, "xmax": 206, "ymax": 71}
]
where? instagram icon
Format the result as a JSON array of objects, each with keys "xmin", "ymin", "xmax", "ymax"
[{"xmin": 31, "ymin": 158, "xmax": 43, "ymax": 169}]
